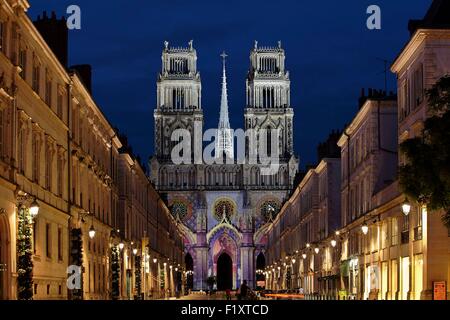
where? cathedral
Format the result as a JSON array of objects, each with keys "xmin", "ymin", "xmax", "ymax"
[{"xmin": 150, "ymin": 41, "xmax": 299, "ymax": 290}]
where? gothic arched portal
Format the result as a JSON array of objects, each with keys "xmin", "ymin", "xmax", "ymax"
[
  {"xmin": 217, "ymin": 253, "xmax": 232, "ymax": 291},
  {"xmin": 256, "ymin": 252, "xmax": 266, "ymax": 288},
  {"xmin": 185, "ymin": 253, "xmax": 194, "ymax": 291}
]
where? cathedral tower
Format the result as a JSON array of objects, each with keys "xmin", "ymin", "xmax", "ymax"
[
  {"xmin": 244, "ymin": 41, "xmax": 298, "ymax": 187},
  {"xmin": 151, "ymin": 41, "xmax": 204, "ymax": 187}
]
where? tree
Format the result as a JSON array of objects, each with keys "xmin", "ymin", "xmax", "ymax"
[
  {"xmin": 17, "ymin": 207, "xmax": 34, "ymax": 300},
  {"xmin": 399, "ymin": 75, "xmax": 450, "ymax": 228}
]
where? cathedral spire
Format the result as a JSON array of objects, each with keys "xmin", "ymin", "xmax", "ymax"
[{"xmin": 216, "ymin": 51, "xmax": 234, "ymax": 160}]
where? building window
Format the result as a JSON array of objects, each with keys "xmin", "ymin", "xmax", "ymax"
[
  {"xmin": 391, "ymin": 217, "xmax": 398, "ymax": 246},
  {"xmin": 57, "ymin": 156, "xmax": 63, "ymax": 197},
  {"xmin": 45, "ymin": 223, "xmax": 51, "ymax": 258},
  {"xmin": 57, "ymin": 227, "xmax": 63, "ymax": 261},
  {"xmin": 381, "ymin": 221, "xmax": 388, "ymax": 249},
  {"xmin": 45, "ymin": 73, "xmax": 52, "ymax": 107},
  {"xmin": 45, "ymin": 144, "xmax": 52, "ymax": 191},
  {"xmin": 34, "ymin": 284, "xmax": 38, "ymax": 295},
  {"xmin": 47, "ymin": 284, "xmax": 50, "ymax": 295},
  {"xmin": 0, "ymin": 21, "xmax": 5, "ymax": 53},
  {"xmin": 0, "ymin": 110, "xmax": 3, "ymax": 158},
  {"xmin": 413, "ymin": 64, "xmax": 424, "ymax": 109},
  {"xmin": 33, "ymin": 219, "xmax": 38, "ymax": 255},
  {"xmin": 57, "ymin": 91, "xmax": 63, "ymax": 119},
  {"xmin": 399, "ymin": 80, "xmax": 407, "ymax": 121},
  {"xmin": 32, "ymin": 133, "xmax": 40, "ymax": 183},
  {"xmin": 401, "ymin": 215, "xmax": 409, "ymax": 244},
  {"xmin": 32, "ymin": 64, "xmax": 40, "ymax": 94},
  {"xmin": 19, "ymin": 48, "xmax": 26, "ymax": 79},
  {"xmin": 18, "ymin": 128, "xmax": 25, "ymax": 174},
  {"xmin": 414, "ymin": 207, "xmax": 423, "ymax": 241}
]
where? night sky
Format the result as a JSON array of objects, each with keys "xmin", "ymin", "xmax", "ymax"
[{"xmin": 30, "ymin": 0, "xmax": 430, "ymax": 169}]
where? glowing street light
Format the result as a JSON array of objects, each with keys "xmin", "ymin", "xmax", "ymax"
[
  {"xmin": 362, "ymin": 223, "xmax": 369, "ymax": 235},
  {"xmin": 402, "ymin": 199, "xmax": 411, "ymax": 216},
  {"xmin": 331, "ymin": 240, "xmax": 337, "ymax": 248},
  {"xmin": 302, "ymin": 253, "xmax": 307, "ymax": 259},
  {"xmin": 29, "ymin": 199, "xmax": 40, "ymax": 218},
  {"xmin": 314, "ymin": 247, "xmax": 320, "ymax": 254},
  {"xmin": 133, "ymin": 248, "xmax": 138, "ymax": 255},
  {"xmin": 118, "ymin": 242, "xmax": 124, "ymax": 250},
  {"xmin": 88, "ymin": 224, "xmax": 96, "ymax": 239}
]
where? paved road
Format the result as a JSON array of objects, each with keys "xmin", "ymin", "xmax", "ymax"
[{"xmin": 177, "ymin": 292, "xmax": 234, "ymax": 300}]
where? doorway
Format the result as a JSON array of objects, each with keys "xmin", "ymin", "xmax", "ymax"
[
  {"xmin": 256, "ymin": 252, "xmax": 266, "ymax": 289},
  {"xmin": 217, "ymin": 253, "xmax": 232, "ymax": 291},
  {"xmin": 0, "ymin": 214, "xmax": 9, "ymax": 300},
  {"xmin": 185, "ymin": 253, "xmax": 194, "ymax": 291}
]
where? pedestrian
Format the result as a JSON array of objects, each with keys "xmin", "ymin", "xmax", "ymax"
[
  {"xmin": 226, "ymin": 289, "xmax": 231, "ymax": 300},
  {"xmin": 240, "ymin": 280, "xmax": 248, "ymax": 300}
]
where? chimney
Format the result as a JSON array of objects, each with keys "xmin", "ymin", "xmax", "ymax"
[
  {"xmin": 71, "ymin": 64, "xmax": 92, "ymax": 93},
  {"xmin": 33, "ymin": 11, "xmax": 68, "ymax": 67}
]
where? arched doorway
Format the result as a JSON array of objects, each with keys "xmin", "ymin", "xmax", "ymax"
[
  {"xmin": 217, "ymin": 253, "xmax": 232, "ymax": 291},
  {"xmin": 0, "ymin": 214, "xmax": 10, "ymax": 300},
  {"xmin": 256, "ymin": 252, "xmax": 266, "ymax": 289},
  {"xmin": 185, "ymin": 253, "xmax": 194, "ymax": 291}
]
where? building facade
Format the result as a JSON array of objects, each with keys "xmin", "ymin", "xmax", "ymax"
[
  {"xmin": 264, "ymin": 0, "xmax": 450, "ymax": 300},
  {"xmin": 265, "ymin": 157, "xmax": 341, "ymax": 297},
  {"xmin": 150, "ymin": 41, "xmax": 299, "ymax": 290},
  {"xmin": 0, "ymin": 0, "xmax": 183, "ymax": 300}
]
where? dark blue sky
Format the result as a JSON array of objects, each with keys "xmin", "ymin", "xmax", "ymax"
[{"xmin": 30, "ymin": 0, "xmax": 430, "ymax": 168}]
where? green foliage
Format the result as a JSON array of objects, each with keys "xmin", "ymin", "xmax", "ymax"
[
  {"xmin": 111, "ymin": 245, "xmax": 120, "ymax": 300},
  {"xmin": 399, "ymin": 75, "xmax": 450, "ymax": 228},
  {"xmin": 134, "ymin": 255, "xmax": 142, "ymax": 299},
  {"xmin": 70, "ymin": 228, "xmax": 83, "ymax": 300},
  {"xmin": 17, "ymin": 207, "xmax": 33, "ymax": 300}
]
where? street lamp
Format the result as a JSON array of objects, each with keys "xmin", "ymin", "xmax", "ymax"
[
  {"xmin": 335, "ymin": 230, "xmax": 340, "ymax": 236},
  {"xmin": 331, "ymin": 239, "xmax": 337, "ymax": 248},
  {"xmin": 362, "ymin": 222, "xmax": 369, "ymax": 235},
  {"xmin": 314, "ymin": 247, "xmax": 320, "ymax": 254},
  {"xmin": 306, "ymin": 243, "xmax": 311, "ymax": 248},
  {"xmin": 119, "ymin": 242, "xmax": 125, "ymax": 250},
  {"xmin": 133, "ymin": 248, "xmax": 138, "ymax": 255},
  {"xmin": 88, "ymin": 224, "xmax": 96, "ymax": 239},
  {"xmin": 402, "ymin": 199, "xmax": 411, "ymax": 216},
  {"xmin": 153, "ymin": 258, "xmax": 157, "ymax": 264},
  {"xmin": 302, "ymin": 253, "xmax": 307, "ymax": 259},
  {"xmin": 29, "ymin": 199, "xmax": 40, "ymax": 218},
  {"xmin": 291, "ymin": 259, "xmax": 296, "ymax": 264}
]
